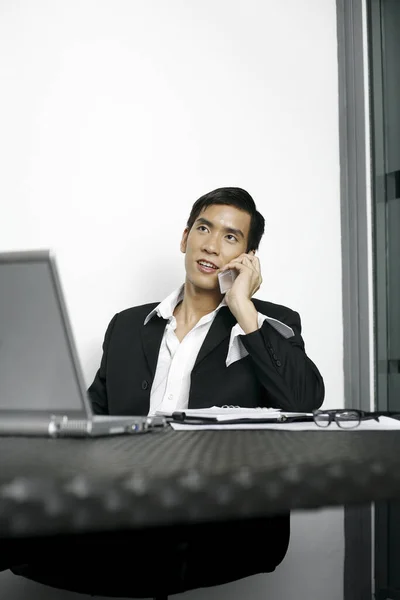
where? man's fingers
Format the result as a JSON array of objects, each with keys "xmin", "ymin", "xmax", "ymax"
[
  {"xmin": 243, "ymin": 255, "xmax": 260, "ymax": 273},
  {"xmin": 222, "ymin": 252, "xmax": 260, "ymax": 273},
  {"xmin": 221, "ymin": 260, "xmax": 248, "ymax": 273},
  {"xmin": 253, "ymin": 257, "xmax": 261, "ymax": 273}
]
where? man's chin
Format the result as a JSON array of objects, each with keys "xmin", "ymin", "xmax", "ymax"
[{"xmin": 186, "ymin": 275, "xmax": 220, "ymax": 293}]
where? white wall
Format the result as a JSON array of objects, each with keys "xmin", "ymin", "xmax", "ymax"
[{"xmin": 0, "ymin": 1, "xmax": 344, "ymax": 599}]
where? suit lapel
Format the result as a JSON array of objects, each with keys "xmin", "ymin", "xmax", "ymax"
[
  {"xmin": 141, "ymin": 306, "xmax": 236, "ymax": 376},
  {"xmin": 193, "ymin": 307, "xmax": 236, "ymax": 371},
  {"xmin": 141, "ymin": 316, "xmax": 168, "ymax": 377}
]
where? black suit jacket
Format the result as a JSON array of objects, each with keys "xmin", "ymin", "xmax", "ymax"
[{"xmin": 88, "ymin": 298, "xmax": 324, "ymax": 415}]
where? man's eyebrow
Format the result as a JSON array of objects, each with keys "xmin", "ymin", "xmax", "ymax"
[
  {"xmin": 195, "ymin": 217, "xmax": 213, "ymax": 228},
  {"xmin": 224, "ymin": 226, "xmax": 245, "ymax": 239},
  {"xmin": 195, "ymin": 217, "xmax": 245, "ymax": 239}
]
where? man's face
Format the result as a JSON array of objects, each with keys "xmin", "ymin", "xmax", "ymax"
[{"xmin": 180, "ymin": 204, "xmax": 251, "ymax": 292}]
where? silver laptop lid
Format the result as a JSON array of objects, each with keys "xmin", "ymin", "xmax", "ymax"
[{"xmin": 0, "ymin": 250, "xmax": 90, "ymax": 420}]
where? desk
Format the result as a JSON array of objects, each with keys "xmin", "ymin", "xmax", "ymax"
[{"xmin": 0, "ymin": 428, "xmax": 399, "ymax": 538}]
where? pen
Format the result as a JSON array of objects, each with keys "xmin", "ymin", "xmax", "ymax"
[{"xmin": 171, "ymin": 412, "xmax": 218, "ymax": 423}]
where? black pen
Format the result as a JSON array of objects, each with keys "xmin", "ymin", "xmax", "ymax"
[{"xmin": 171, "ymin": 411, "xmax": 218, "ymax": 423}]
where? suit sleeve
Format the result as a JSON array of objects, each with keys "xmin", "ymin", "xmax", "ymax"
[
  {"xmin": 87, "ymin": 314, "xmax": 118, "ymax": 415},
  {"xmin": 239, "ymin": 310, "xmax": 324, "ymax": 412}
]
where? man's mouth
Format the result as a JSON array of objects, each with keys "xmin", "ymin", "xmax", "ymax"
[{"xmin": 197, "ymin": 260, "xmax": 219, "ymax": 273}]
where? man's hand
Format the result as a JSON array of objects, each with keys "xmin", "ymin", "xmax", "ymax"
[{"xmin": 221, "ymin": 252, "xmax": 262, "ymax": 333}]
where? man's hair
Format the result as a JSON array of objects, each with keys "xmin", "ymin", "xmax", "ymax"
[{"xmin": 186, "ymin": 187, "xmax": 265, "ymax": 252}]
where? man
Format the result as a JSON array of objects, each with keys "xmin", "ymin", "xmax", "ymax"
[
  {"xmin": 88, "ymin": 187, "xmax": 324, "ymax": 416},
  {"xmin": 11, "ymin": 189, "xmax": 324, "ymax": 598},
  {"xmin": 76, "ymin": 187, "xmax": 325, "ymax": 594}
]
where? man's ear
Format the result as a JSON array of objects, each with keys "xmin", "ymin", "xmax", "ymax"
[{"xmin": 180, "ymin": 227, "xmax": 189, "ymax": 253}]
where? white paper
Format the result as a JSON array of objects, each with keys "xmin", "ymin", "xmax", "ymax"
[
  {"xmin": 170, "ymin": 416, "xmax": 400, "ymax": 431},
  {"xmin": 156, "ymin": 406, "xmax": 295, "ymax": 422}
]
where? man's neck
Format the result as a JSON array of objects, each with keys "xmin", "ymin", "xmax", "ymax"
[{"xmin": 174, "ymin": 281, "xmax": 223, "ymax": 326}]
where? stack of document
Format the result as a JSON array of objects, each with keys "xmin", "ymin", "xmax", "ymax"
[
  {"xmin": 155, "ymin": 407, "xmax": 400, "ymax": 431},
  {"xmin": 164, "ymin": 406, "xmax": 294, "ymax": 421},
  {"xmin": 155, "ymin": 406, "xmax": 313, "ymax": 427}
]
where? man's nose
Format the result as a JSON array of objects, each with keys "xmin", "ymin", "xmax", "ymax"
[{"xmin": 202, "ymin": 235, "xmax": 219, "ymax": 254}]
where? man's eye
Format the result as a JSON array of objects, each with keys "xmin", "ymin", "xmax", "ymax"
[
  {"xmin": 226, "ymin": 235, "xmax": 238, "ymax": 242},
  {"xmin": 197, "ymin": 226, "xmax": 208, "ymax": 232}
]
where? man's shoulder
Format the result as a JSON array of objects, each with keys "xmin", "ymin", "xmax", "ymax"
[
  {"xmin": 252, "ymin": 298, "xmax": 298, "ymax": 321},
  {"xmin": 116, "ymin": 302, "xmax": 159, "ymax": 322}
]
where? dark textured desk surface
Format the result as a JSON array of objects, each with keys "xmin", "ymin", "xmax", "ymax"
[{"xmin": 1, "ymin": 427, "xmax": 400, "ymax": 538}]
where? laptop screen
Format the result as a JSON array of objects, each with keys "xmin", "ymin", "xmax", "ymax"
[{"xmin": 0, "ymin": 256, "xmax": 85, "ymax": 414}]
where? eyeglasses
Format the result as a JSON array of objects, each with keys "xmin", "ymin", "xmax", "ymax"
[{"xmin": 312, "ymin": 409, "xmax": 400, "ymax": 429}]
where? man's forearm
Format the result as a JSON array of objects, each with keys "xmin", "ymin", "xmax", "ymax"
[
  {"xmin": 229, "ymin": 299, "xmax": 259, "ymax": 334},
  {"xmin": 240, "ymin": 321, "xmax": 325, "ymax": 412}
]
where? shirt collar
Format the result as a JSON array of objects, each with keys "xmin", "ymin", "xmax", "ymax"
[{"xmin": 144, "ymin": 285, "xmax": 227, "ymax": 325}]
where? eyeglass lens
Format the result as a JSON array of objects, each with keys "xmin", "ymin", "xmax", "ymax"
[
  {"xmin": 335, "ymin": 410, "xmax": 360, "ymax": 429},
  {"xmin": 314, "ymin": 413, "xmax": 332, "ymax": 427}
]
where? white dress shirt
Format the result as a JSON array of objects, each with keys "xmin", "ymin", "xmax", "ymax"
[{"xmin": 144, "ymin": 286, "xmax": 294, "ymax": 415}]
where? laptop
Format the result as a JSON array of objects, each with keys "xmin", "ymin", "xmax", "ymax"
[{"xmin": 0, "ymin": 250, "xmax": 166, "ymax": 437}]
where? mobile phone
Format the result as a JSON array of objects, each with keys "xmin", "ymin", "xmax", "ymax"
[{"xmin": 218, "ymin": 269, "xmax": 238, "ymax": 294}]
